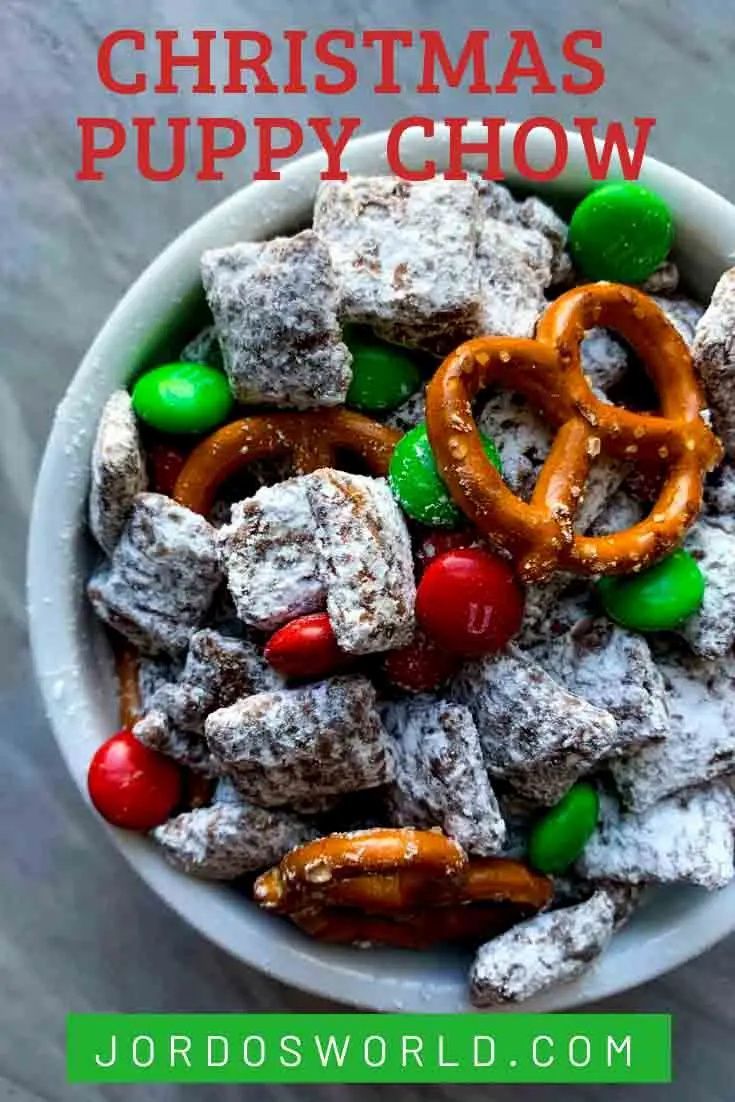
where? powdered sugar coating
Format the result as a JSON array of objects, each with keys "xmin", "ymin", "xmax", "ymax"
[
  {"xmin": 692, "ymin": 267, "xmax": 735, "ymax": 456},
  {"xmin": 577, "ymin": 787, "xmax": 735, "ymax": 889},
  {"xmin": 451, "ymin": 646, "xmax": 618, "ymax": 805},
  {"xmin": 152, "ymin": 795, "xmax": 315, "ymax": 879},
  {"xmin": 474, "ymin": 180, "xmax": 571, "ymax": 285},
  {"xmin": 384, "ymin": 389, "xmax": 426, "ymax": 433},
  {"xmin": 307, "ymin": 470, "xmax": 415, "ymax": 654},
  {"xmin": 475, "ymin": 217, "xmax": 552, "ymax": 338},
  {"xmin": 179, "ymin": 325, "xmax": 223, "ymax": 369},
  {"xmin": 217, "ymin": 477, "xmax": 325, "ymax": 631},
  {"xmin": 204, "ymin": 675, "xmax": 394, "ymax": 811},
  {"xmin": 640, "ymin": 260, "xmax": 679, "ymax": 295},
  {"xmin": 89, "ymin": 390, "xmax": 147, "ymax": 556},
  {"xmin": 470, "ymin": 891, "xmax": 615, "ymax": 1006},
  {"xmin": 201, "ymin": 230, "xmax": 352, "ymax": 408},
  {"xmin": 314, "ymin": 177, "xmax": 481, "ymax": 354},
  {"xmin": 133, "ymin": 709, "xmax": 218, "ymax": 776},
  {"xmin": 652, "ymin": 294, "xmax": 704, "ymax": 347},
  {"xmin": 87, "ymin": 493, "xmax": 221, "ymax": 655},
  {"xmin": 137, "ymin": 654, "xmax": 181, "ymax": 712},
  {"xmin": 580, "ymin": 329, "xmax": 629, "ymax": 393},
  {"xmin": 677, "ymin": 519, "xmax": 735, "ymax": 658},
  {"xmin": 148, "ymin": 629, "xmax": 274, "ymax": 733},
  {"xmin": 703, "ymin": 459, "xmax": 735, "ymax": 529},
  {"xmin": 380, "ymin": 697, "xmax": 505, "ymax": 855},
  {"xmin": 516, "ymin": 578, "xmax": 592, "ymax": 650},
  {"xmin": 610, "ymin": 644, "xmax": 735, "ymax": 812},
  {"xmin": 531, "ymin": 619, "xmax": 670, "ymax": 756},
  {"xmin": 551, "ymin": 876, "xmax": 644, "ymax": 930}
]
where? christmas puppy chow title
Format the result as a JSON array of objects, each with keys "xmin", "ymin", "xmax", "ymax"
[{"xmin": 78, "ymin": 28, "xmax": 655, "ymax": 183}]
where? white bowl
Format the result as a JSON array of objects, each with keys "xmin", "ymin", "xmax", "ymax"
[{"xmin": 28, "ymin": 124, "xmax": 735, "ymax": 1011}]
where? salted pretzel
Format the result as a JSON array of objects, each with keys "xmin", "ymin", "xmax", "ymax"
[
  {"xmin": 426, "ymin": 282, "xmax": 723, "ymax": 583},
  {"xmin": 173, "ymin": 409, "xmax": 400, "ymax": 514},
  {"xmin": 253, "ymin": 829, "xmax": 552, "ymax": 949},
  {"xmin": 112, "ymin": 638, "xmax": 142, "ymax": 729}
]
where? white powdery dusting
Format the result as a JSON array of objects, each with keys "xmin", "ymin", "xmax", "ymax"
[
  {"xmin": 204, "ymin": 675, "xmax": 394, "ymax": 811},
  {"xmin": 703, "ymin": 458, "xmax": 735, "ymax": 530},
  {"xmin": 577, "ymin": 786, "xmax": 735, "ymax": 889},
  {"xmin": 134, "ymin": 709, "xmax": 219, "ymax": 777},
  {"xmin": 384, "ymin": 389, "xmax": 426, "ymax": 433},
  {"xmin": 152, "ymin": 795, "xmax": 315, "ymax": 879},
  {"xmin": 380, "ymin": 697, "xmax": 506, "ymax": 855},
  {"xmin": 474, "ymin": 217, "xmax": 552, "ymax": 338},
  {"xmin": 692, "ymin": 267, "xmax": 735, "ymax": 457},
  {"xmin": 87, "ymin": 493, "xmax": 221, "ymax": 655},
  {"xmin": 640, "ymin": 260, "xmax": 679, "ymax": 295},
  {"xmin": 531, "ymin": 618, "xmax": 670, "ymax": 756},
  {"xmin": 179, "ymin": 325, "xmax": 222, "ymax": 369},
  {"xmin": 651, "ymin": 294, "xmax": 705, "ymax": 347},
  {"xmin": 314, "ymin": 177, "xmax": 482, "ymax": 354},
  {"xmin": 677, "ymin": 519, "xmax": 735, "ymax": 658},
  {"xmin": 306, "ymin": 470, "xmax": 415, "ymax": 654},
  {"xmin": 610, "ymin": 643, "xmax": 735, "ymax": 812},
  {"xmin": 470, "ymin": 891, "xmax": 615, "ymax": 1006},
  {"xmin": 451, "ymin": 646, "xmax": 618, "ymax": 805},
  {"xmin": 580, "ymin": 329, "xmax": 629, "ymax": 393},
  {"xmin": 201, "ymin": 230, "xmax": 352, "ymax": 408},
  {"xmin": 88, "ymin": 389, "xmax": 147, "ymax": 556},
  {"xmin": 217, "ymin": 476, "xmax": 326, "ymax": 631},
  {"xmin": 474, "ymin": 179, "xmax": 571, "ymax": 284}
]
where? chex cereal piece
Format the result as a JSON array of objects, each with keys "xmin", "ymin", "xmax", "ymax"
[
  {"xmin": 651, "ymin": 295, "xmax": 704, "ymax": 347},
  {"xmin": 451, "ymin": 646, "xmax": 618, "ymax": 805},
  {"xmin": 589, "ymin": 486, "xmax": 645, "ymax": 534},
  {"xmin": 478, "ymin": 392, "xmax": 626, "ymax": 519},
  {"xmin": 306, "ymin": 470, "xmax": 415, "ymax": 653},
  {"xmin": 532, "ymin": 619, "xmax": 670, "ymax": 755},
  {"xmin": 703, "ymin": 458, "xmax": 735, "ymax": 529},
  {"xmin": 201, "ymin": 230, "xmax": 351, "ymax": 408},
  {"xmin": 217, "ymin": 476, "xmax": 325, "ymax": 631},
  {"xmin": 384, "ymin": 389, "xmax": 426, "ymax": 433},
  {"xmin": 516, "ymin": 577, "xmax": 592, "ymax": 650},
  {"xmin": 577, "ymin": 787, "xmax": 735, "ymax": 889},
  {"xmin": 692, "ymin": 267, "xmax": 735, "ymax": 456},
  {"xmin": 552, "ymin": 876, "xmax": 644, "ymax": 930},
  {"xmin": 89, "ymin": 390, "xmax": 147, "ymax": 555},
  {"xmin": 153, "ymin": 790, "xmax": 315, "ymax": 879},
  {"xmin": 314, "ymin": 177, "xmax": 481, "ymax": 354},
  {"xmin": 149, "ymin": 629, "xmax": 274, "ymax": 733},
  {"xmin": 610, "ymin": 644, "xmax": 735, "ymax": 812},
  {"xmin": 640, "ymin": 260, "xmax": 679, "ymax": 294},
  {"xmin": 580, "ymin": 329, "xmax": 629, "ymax": 393},
  {"xmin": 380, "ymin": 697, "xmax": 506, "ymax": 855},
  {"xmin": 179, "ymin": 325, "xmax": 223, "ymax": 369},
  {"xmin": 204, "ymin": 675, "xmax": 394, "ymax": 811},
  {"xmin": 475, "ymin": 216, "xmax": 553, "ymax": 338},
  {"xmin": 470, "ymin": 891, "xmax": 615, "ymax": 1006},
  {"xmin": 87, "ymin": 493, "xmax": 221, "ymax": 655},
  {"xmin": 137, "ymin": 655, "xmax": 181, "ymax": 713},
  {"xmin": 677, "ymin": 519, "xmax": 735, "ymax": 657},
  {"xmin": 133, "ymin": 709, "xmax": 218, "ymax": 776},
  {"xmin": 475, "ymin": 180, "xmax": 571, "ymax": 284}
]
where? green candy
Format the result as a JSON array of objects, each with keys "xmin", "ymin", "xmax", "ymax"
[
  {"xmin": 132, "ymin": 362, "xmax": 234, "ymax": 435},
  {"xmin": 568, "ymin": 182, "xmax": 674, "ymax": 283},
  {"xmin": 389, "ymin": 421, "xmax": 502, "ymax": 527},
  {"xmin": 345, "ymin": 331, "xmax": 421, "ymax": 412},
  {"xmin": 528, "ymin": 782, "xmax": 600, "ymax": 875},
  {"xmin": 597, "ymin": 548, "xmax": 705, "ymax": 632}
]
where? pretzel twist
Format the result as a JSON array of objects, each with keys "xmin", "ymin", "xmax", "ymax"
[
  {"xmin": 426, "ymin": 283, "xmax": 722, "ymax": 583},
  {"xmin": 253, "ymin": 829, "xmax": 552, "ymax": 949},
  {"xmin": 173, "ymin": 409, "xmax": 400, "ymax": 514}
]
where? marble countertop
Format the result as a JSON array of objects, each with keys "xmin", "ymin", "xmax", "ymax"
[{"xmin": 2, "ymin": 1, "xmax": 735, "ymax": 1098}]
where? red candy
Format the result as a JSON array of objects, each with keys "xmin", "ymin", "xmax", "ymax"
[
  {"xmin": 264, "ymin": 613, "xmax": 353, "ymax": 680},
  {"xmin": 87, "ymin": 730, "xmax": 182, "ymax": 831},
  {"xmin": 415, "ymin": 529, "xmax": 484, "ymax": 575},
  {"xmin": 384, "ymin": 631, "xmax": 459, "ymax": 693},
  {"xmin": 415, "ymin": 549, "xmax": 524, "ymax": 656},
  {"xmin": 147, "ymin": 442, "xmax": 189, "ymax": 496}
]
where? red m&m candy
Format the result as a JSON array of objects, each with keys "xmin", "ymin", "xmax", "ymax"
[
  {"xmin": 414, "ymin": 529, "xmax": 485, "ymax": 575},
  {"xmin": 87, "ymin": 730, "xmax": 182, "ymax": 831},
  {"xmin": 264, "ymin": 613, "xmax": 353, "ymax": 680},
  {"xmin": 416, "ymin": 549, "xmax": 524, "ymax": 656},
  {"xmin": 383, "ymin": 630, "xmax": 460, "ymax": 693}
]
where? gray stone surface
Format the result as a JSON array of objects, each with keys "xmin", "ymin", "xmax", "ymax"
[{"xmin": 3, "ymin": 1, "xmax": 735, "ymax": 1098}]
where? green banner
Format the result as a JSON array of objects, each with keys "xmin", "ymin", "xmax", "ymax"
[{"xmin": 67, "ymin": 1013, "xmax": 671, "ymax": 1084}]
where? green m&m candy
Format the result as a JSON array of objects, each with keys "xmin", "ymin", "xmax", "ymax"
[
  {"xmin": 568, "ymin": 182, "xmax": 674, "ymax": 283},
  {"xmin": 345, "ymin": 330, "xmax": 421, "ymax": 412},
  {"xmin": 528, "ymin": 782, "xmax": 600, "ymax": 875},
  {"xmin": 597, "ymin": 548, "xmax": 705, "ymax": 632},
  {"xmin": 389, "ymin": 422, "xmax": 502, "ymax": 527},
  {"xmin": 132, "ymin": 362, "xmax": 234, "ymax": 435}
]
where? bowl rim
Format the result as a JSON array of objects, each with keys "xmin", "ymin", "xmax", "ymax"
[{"xmin": 27, "ymin": 122, "xmax": 735, "ymax": 1012}]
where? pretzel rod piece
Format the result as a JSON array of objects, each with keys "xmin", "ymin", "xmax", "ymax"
[
  {"xmin": 292, "ymin": 902, "xmax": 528, "ymax": 949},
  {"xmin": 426, "ymin": 282, "xmax": 722, "ymax": 581},
  {"xmin": 112, "ymin": 638, "xmax": 142, "ymax": 729}
]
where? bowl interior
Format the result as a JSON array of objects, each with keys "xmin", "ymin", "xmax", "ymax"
[{"xmin": 28, "ymin": 124, "xmax": 735, "ymax": 1011}]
